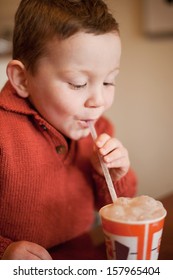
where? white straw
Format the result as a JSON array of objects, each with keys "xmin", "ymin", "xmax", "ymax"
[{"xmin": 88, "ymin": 121, "xmax": 117, "ymax": 202}]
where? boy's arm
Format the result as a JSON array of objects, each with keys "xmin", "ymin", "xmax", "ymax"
[
  {"xmin": 0, "ymin": 236, "xmax": 12, "ymax": 259},
  {"xmin": 92, "ymin": 167, "xmax": 137, "ymax": 210}
]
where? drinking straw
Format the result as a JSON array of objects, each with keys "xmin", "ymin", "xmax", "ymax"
[{"xmin": 87, "ymin": 121, "xmax": 117, "ymax": 202}]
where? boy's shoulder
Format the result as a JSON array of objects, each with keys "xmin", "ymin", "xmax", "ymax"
[{"xmin": 0, "ymin": 81, "xmax": 35, "ymax": 117}]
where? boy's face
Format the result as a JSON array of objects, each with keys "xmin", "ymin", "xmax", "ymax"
[{"xmin": 26, "ymin": 32, "xmax": 121, "ymax": 140}]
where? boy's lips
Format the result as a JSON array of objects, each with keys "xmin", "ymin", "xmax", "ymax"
[{"xmin": 78, "ymin": 119, "xmax": 96, "ymax": 128}]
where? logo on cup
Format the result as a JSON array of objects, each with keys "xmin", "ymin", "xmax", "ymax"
[{"xmin": 102, "ymin": 218, "xmax": 165, "ymax": 260}]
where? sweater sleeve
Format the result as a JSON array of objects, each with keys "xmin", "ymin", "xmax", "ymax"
[
  {"xmin": 91, "ymin": 117, "xmax": 137, "ymax": 209},
  {"xmin": 0, "ymin": 236, "xmax": 13, "ymax": 259},
  {"xmin": 93, "ymin": 168, "xmax": 137, "ymax": 210}
]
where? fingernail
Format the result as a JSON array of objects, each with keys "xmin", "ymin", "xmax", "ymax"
[
  {"xmin": 96, "ymin": 141, "xmax": 102, "ymax": 147},
  {"xmin": 100, "ymin": 148, "xmax": 106, "ymax": 155}
]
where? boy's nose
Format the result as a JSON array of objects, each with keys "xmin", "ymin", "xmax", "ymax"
[{"xmin": 84, "ymin": 90, "xmax": 105, "ymax": 108}]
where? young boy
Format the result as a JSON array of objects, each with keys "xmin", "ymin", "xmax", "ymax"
[{"xmin": 0, "ymin": 0, "xmax": 137, "ymax": 260}]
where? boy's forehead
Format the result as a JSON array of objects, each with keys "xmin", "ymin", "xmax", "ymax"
[
  {"xmin": 42, "ymin": 32, "xmax": 121, "ymax": 72},
  {"xmin": 46, "ymin": 32, "xmax": 121, "ymax": 55}
]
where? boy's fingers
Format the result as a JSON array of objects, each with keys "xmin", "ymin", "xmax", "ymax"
[
  {"xmin": 103, "ymin": 148, "xmax": 127, "ymax": 163},
  {"xmin": 99, "ymin": 138, "xmax": 123, "ymax": 155},
  {"xmin": 95, "ymin": 133, "xmax": 111, "ymax": 148}
]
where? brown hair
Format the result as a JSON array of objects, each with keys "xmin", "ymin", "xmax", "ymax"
[{"xmin": 13, "ymin": 0, "xmax": 119, "ymax": 73}]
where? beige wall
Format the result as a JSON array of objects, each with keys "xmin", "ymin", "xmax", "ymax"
[
  {"xmin": 0, "ymin": 0, "xmax": 20, "ymax": 35},
  {"xmin": 105, "ymin": 0, "xmax": 173, "ymax": 198},
  {"xmin": 1, "ymin": 0, "xmax": 173, "ymax": 198}
]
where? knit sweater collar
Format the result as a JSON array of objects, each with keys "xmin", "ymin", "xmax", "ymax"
[
  {"xmin": 0, "ymin": 81, "xmax": 37, "ymax": 116},
  {"xmin": 0, "ymin": 81, "xmax": 72, "ymax": 146}
]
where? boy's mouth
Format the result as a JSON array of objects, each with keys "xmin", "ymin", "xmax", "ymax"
[{"xmin": 78, "ymin": 119, "xmax": 96, "ymax": 128}]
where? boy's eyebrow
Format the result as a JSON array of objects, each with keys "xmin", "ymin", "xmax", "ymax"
[
  {"xmin": 61, "ymin": 67, "xmax": 120, "ymax": 75},
  {"xmin": 110, "ymin": 67, "xmax": 120, "ymax": 73},
  {"xmin": 108, "ymin": 67, "xmax": 120, "ymax": 76}
]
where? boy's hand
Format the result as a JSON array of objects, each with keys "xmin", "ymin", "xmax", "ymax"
[
  {"xmin": 1, "ymin": 241, "xmax": 52, "ymax": 260},
  {"xmin": 91, "ymin": 133, "xmax": 130, "ymax": 181}
]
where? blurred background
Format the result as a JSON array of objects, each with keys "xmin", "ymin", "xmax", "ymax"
[{"xmin": 0, "ymin": 0, "xmax": 173, "ymax": 199}]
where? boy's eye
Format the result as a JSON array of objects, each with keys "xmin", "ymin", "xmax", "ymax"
[
  {"xmin": 69, "ymin": 83, "xmax": 87, "ymax": 90},
  {"xmin": 103, "ymin": 82, "xmax": 115, "ymax": 87}
]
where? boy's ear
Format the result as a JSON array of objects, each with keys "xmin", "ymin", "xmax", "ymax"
[{"xmin": 6, "ymin": 60, "xmax": 29, "ymax": 98}]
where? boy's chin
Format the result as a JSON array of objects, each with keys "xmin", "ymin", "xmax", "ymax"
[{"xmin": 71, "ymin": 128, "xmax": 90, "ymax": 141}]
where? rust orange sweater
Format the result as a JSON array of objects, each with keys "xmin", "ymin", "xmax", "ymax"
[{"xmin": 0, "ymin": 81, "xmax": 137, "ymax": 258}]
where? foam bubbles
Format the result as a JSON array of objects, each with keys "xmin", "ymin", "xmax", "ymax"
[{"xmin": 101, "ymin": 195, "xmax": 166, "ymax": 222}]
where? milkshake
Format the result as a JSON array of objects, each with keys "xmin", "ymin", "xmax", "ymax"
[{"xmin": 99, "ymin": 195, "xmax": 167, "ymax": 260}]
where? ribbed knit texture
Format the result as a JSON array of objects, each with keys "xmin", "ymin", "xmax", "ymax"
[{"xmin": 0, "ymin": 81, "xmax": 137, "ymax": 258}]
